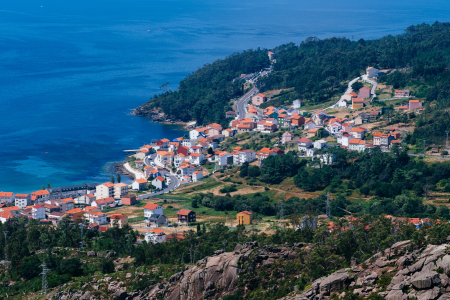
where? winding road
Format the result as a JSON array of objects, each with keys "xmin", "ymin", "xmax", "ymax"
[{"xmin": 131, "ymin": 153, "xmax": 180, "ymax": 200}]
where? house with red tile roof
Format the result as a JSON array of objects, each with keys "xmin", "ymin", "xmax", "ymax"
[
  {"xmin": 0, "ymin": 192, "xmax": 14, "ymax": 204},
  {"xmin": 31, "ymin": 189, "xmax": 50, "ymax": 203},
  {"xmin": 177, "ymin": 209, "xmax": 196, "ymax": 224},
  {"xmin": 352, "ymin": 98, "xmax": 364, "ymax": 109},
  {"xmin": 0, "ymin": 211, "xmax": 14, "ymax": 223},
  {"xmin": 252, "ymin": 93, "xmax": 267, "ymax": 106},
  {"xmin": 132, "ymin": 178, "xmax": 148, "ymax": 191},
  {"xmin": 92, "ymin": 197, "xmax": 115, "ymax": 210},
  {"xmin": 151, "ymin": 176, "xmax": 165, "ymax": 190},
  {"xmin": 350, "ymin": 128, "xmax": 366, "ymax": 140},
  {"xmin": 110, "ymin": 214, "xmax": 128, "ymax": 228},
  {"xmin": 88, "ymin": 211, "xmax": 107, "ymax": 225},
  {"xmin": 96, "ymin": 182, "xmax": 115, "ymax": 199}
]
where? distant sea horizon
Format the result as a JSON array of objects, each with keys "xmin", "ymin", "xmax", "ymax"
[{"xmin": 1, "ymin": 0, "xmax": 449, "ymax": 193}]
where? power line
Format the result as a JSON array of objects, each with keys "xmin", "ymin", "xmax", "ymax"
[
  {"xmin": 40, "ymin": 260, "xmax": 50, "ymax": 295},
  {"xmin": 2, "ymin": 231, "xmax": 9, "ymax": 261}
]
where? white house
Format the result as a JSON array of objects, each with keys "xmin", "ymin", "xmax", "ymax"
[
  {"xmin": 96, "ymin": 182, "xmax": 115, "ymax": 199},
  {"xmin": 328, "ymin": 122, "xmax": 342, "ymax": 134},
  {"xmin": 238, "ymin": 150, "xmax": 256, "ymax": 164},
  {"xmin": 189, "ymin": 153, "xmax": 205, "ymax": 165},
  {"xmin": 366, "ymin": 67, "xmax": 379, "ymax": 78},
  {"xmin": 31, "ymin": 190, "xmax": 50, "ymax": 203},
  {"xmin": 349, "ymin": 139, "xmax": 367, "ymax": 152},
  {"xmin": 0, "ymin": 211, "xmax": 13, "ymax": 223},
  {"xmin": 145, "ymin": 229, "xmax": 166, "ymax": 244},
  {"xmin": 182, "ymin": 139, "xmax": 194, "ymax": 148},
  {"xmin": 0, "ymin": 192, "xmax": 14, "ymax": 204},
  {"xmin": 189, "ymin": 128, "xmax": 207, "ymax": 140},
  {"xmin": 298, "ymin": 138, "xmax": 313, "ymax": 152},
  {"xmin": 132, "ymin": 178, "xmax": 148, "ymax": 191},
  {"xmin": 91, "ymin": 197, "xmax": 115, "ymax": 209},
  {"xmin": 152, "ymin": 176, "xmax": 165, "ymax": 190},
  {"xmin": 89, "ymin": 212, "xmax": 108, "ymax": 225},
  {"xmin": 31, "ymin": 205, "xmax": 46, "ymax": 220},
  {"xmin": 144, "ymin": 203, "xmax": 163, "ymax": 220},
  {"xmin": 14, "ymin": 194, "xmax": 30, "ymax": 209},
  {"xmin": 192, "ymin": 171, "xmax": 204, "ymax": 182},
  {"xmin": 114, "ymin": 183, "xmax": 128, "ymax": 200},
  {"xmin": 314, "ymin": 139, "xmax": 327, "ymax": 149},
  {"xmin": 293, "ymin": 99, "xmax": 302, "ymax": 109},
  {"xmin": 304, "ymin": 120, "xmax": 316, "ymax": 130},
  {"xmin": 217, "ymin": 152, "xmax": 233, "ymax": 166},
  {"xmin": 180, "ymin": 164, "xmax": 196, "ymax": 176},
  {"xmin": 337, "ymin": 133, "xmax": 351, "ymax": 147}
]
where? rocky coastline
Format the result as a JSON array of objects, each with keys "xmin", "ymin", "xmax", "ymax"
[
  {"xmin": 131, "ymin": 106, "xmax": 196, "ymax": 130},
  {"xmin": 113, "ymin": 161, "xmax": 135, "ymax": 180}
]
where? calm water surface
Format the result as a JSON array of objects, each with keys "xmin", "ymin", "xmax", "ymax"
[{"xmin": 0, "ymin": 0, "xmax": 449, "ymax": 193}]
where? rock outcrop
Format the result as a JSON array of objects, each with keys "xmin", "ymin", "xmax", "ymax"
[{"xmin": 283, "ymin": 241, "xmax": 450, "ymax": 300}]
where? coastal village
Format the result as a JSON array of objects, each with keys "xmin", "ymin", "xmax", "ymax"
[{"xmin": 0, "ymin": 52, "xmax": 440, "ymax": 246}]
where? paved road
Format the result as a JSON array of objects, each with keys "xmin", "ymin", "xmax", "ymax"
[
  {"xmin": 236, "ymin": 86, "xmax": 258, "ymax": 119},
  {"xmin": 328, "ymin": 76, "xmax": 360, "ymax": 110},
  {"xmin": 135, "ymin": 153, "xmax": 180, "ymax": 200},
  {"xmin": 235, "ymin": 65, "xmax": 273, "ymax": 119}
]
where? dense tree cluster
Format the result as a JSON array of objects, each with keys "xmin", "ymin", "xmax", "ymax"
[{"xmin": 141, "ymin": 49, "xmax": 269, "ymax": 125}]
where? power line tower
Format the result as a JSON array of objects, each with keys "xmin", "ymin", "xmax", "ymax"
[
  {"xmin": 79, "ymin": 223, "xmax": 85, "ymax": 249},
  {"xmin": 279, "ymin": 200, "xmax": 284, "ymax": 230},
  {"xmin": 423, "ymin": 140, "xmax": 426, "ymax": 157},
  {"xmin": 326, "ymin": 193, "xmax": 331, "ymax": 219},
  {"xmin": 2, "ymin": 231, "xmax": 8, "ymax": 261},
  {"xmin": 40, "ymin": 260, "xmax": 50, "ymax": 294}
]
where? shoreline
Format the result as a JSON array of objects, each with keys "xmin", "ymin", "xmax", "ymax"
[
  {"xmin": 113, "ymin": 161, "xmax": 136, "ymax": 181},
  {"xmin": 130, "ymin": 107, "xmax": 196, "ymax": 131}
]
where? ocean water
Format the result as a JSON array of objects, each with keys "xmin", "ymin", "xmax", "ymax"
[{"xmin": 1, "ymin": 0, "xmax": 449, "ymax": 193}]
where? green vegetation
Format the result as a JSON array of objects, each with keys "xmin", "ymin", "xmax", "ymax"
[
  {"xmin": 259, "ymin": 22, "xmax": 450, "ymax": 106},
  {"xmin": 140, "ymin": 50, "xmax": 269, "ymax": 126}
]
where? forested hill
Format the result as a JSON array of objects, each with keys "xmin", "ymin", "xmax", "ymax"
[
  {"xmin": 136, "ymin": 50, "xmax": 269, "ymax": 126},
  {"xmin": 258, "ymin": 22, "xmax": 450, "ymax": 105},
  {"xmin": 137, "ymin": 22, "xmax": 450, "ymax": 125}
]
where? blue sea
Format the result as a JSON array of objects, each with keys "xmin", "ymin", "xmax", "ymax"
[{"xmin": 1, "ymin": 0, "xmax": 449, "ymax": 193}]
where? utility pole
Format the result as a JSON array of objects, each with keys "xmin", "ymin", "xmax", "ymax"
[
  {"xmin": 446, "ymin": 131, "xmax": 449, "ymax": 149},
  {"xmin": 326, "ymin": 193, "xmax": 331, "ymax": 219},
  {"xmin": 79, "ymin": 223, "xmax": 85, "ymax": 249},
  {"xmin": 2, "ymin": 231, "xmax": 8, "ymax": 261},
  {"xmin": 423, "ymin": 140, "xmax": 426, "ymax": 157},
  {"xmin": 223, "ymin": 240, "xmax": 227, "ymax": 252},
  {"xmin": 40, "ymin": 260, "xmax": 50, "ymax": 295}
]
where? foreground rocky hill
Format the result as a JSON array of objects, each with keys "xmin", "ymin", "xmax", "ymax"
[
  {"xmin": 282, "ymin": 240, "xmax": 450, "ymax": 300},
  {"xmin": 49, "ymin": 239, "xmax": 450, "ymax": 300}
]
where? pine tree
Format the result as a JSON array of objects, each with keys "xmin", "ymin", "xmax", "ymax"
[
  {"xmin": 111, "ymin": 175, "xmax": 115, "ymax": 184},
  {"xmin": 116, "ymin": 174, "xmax": 121, "ymax": 183},
  {"xmin": 47, "ymin": 183, "xmax": 52, "ymax": 189}
]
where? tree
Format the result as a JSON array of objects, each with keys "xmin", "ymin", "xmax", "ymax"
[
  {"xmin": 117, "ymin": 174, "xmax": 121, "ymax": 183},
  {"xmin": 351, "ymin": 81, "xmax": 363, "ymax": 91},
  {"xmin": 159, "ymin": 82, "xmax": 170, "ymax": 93},
  {"xmin": 192, "ymin": 199, "xmax": 199, "ymax": 208},
  {"xmin": 111, "ymin": 175, "xmax": 115, "ymax": 184},
  {"xmin": 47, "ymin": 183, "xmax": 51, "ymax": 189},
  {"xmin": 207, "ymin": 147, "xmax": 214, "ymax": 155},
  {"xmin": 41, "ymin": 185, "xmax": 45, "ymax": 190},
  {"xmin": 239, "ymin": 162, "xmax": 249, "ymax": 177},
  {"xmin": 101, "ymin": 259, "xmax": 115, "ymax": 274}
]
